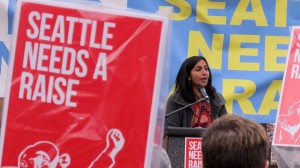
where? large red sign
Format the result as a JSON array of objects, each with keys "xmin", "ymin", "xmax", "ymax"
[
  {"xmin": 0, "ymin": 0, "xmax": 169, "ymax": 167},
  {"xmin": 273, "ymin": 26, "xmax": 300, "ymax": 147}
]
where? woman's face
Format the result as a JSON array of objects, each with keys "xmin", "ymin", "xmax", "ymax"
[{"xmin": 189, "ymin": 59, "xmax": 210, "ymax": 87}]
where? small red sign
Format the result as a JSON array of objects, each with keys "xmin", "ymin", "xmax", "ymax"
[{"xmin": 185, "ymin": 137, "xmax": 203, "ymax": 168}]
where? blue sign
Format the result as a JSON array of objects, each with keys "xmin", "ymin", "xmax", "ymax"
[{"xmin": 128, "ymin": 0, "xmax": 300, "ymax": 123}]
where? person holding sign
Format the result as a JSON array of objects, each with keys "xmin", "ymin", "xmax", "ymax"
[
  {"xmin": 165, "ymin": 56, "xmax": 227, "ymax": 129},
  {"xmin": 202, "ymin": 114, "xmax": 269, "ymax": 168}
]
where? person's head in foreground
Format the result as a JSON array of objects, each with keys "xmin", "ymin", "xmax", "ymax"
[{"xmin": 202, "ymin": 114, "xmax": 269, "ymax": 168}]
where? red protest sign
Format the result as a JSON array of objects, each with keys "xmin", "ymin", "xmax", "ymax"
[
  {"xmin": 185, "ymin": 137, "xmax": 203, "ymax": 168},
  {"xmin": 0, "ymin": 0, "xmax": 169, "ymax": 167},
  {"xmin": 273, "ymin": 26, "xmax": 300, "ymax": 147}
]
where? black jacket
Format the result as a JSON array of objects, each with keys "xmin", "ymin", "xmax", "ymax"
[{"xmin": 165, "ymin": 91, "xmax": 227, "ymax": 128}]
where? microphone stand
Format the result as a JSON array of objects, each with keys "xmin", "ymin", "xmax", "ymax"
[{"xmin": 165, "ymin": 97, "xmax": 209, "ymax": 118}]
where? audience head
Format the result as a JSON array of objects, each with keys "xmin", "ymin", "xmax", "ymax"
[{"xmin": 202, "ymin": 114, "xmax": 269, "ymax": 168}]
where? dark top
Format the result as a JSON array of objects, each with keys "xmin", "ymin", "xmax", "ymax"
[{"xmin": 165, "ymin": 91, "xmax": 227, "ymax": 128}]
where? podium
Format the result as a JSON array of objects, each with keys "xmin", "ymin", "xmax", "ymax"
[{"xmin": 164, "ymin": 127, "xmax": 206, "ymax": 168}]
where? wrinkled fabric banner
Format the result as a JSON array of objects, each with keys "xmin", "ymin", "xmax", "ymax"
[{"xmin": 128, "ymin": 0, "xmax": 300, "ymax": 123}]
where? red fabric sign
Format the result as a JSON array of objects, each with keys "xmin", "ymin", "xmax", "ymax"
[
  {"xmin": 185, "ymin": 138, "xmax": 203, "ymax": 168},
  {"xmin": 0, "ymin": 0, "xmax": 168, "ymax": 167},
  {"xmin": 273, "ymin": 27, "xmax": 300, "ymax": 147}
]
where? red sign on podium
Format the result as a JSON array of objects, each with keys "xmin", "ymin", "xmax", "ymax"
[
  {"xmin": 185, "ymin": 137, "xmax": 203, "ymax": 168},
  {"xmin": 0, "ymin": 0, "xmax": 169, "ymax": 167}
]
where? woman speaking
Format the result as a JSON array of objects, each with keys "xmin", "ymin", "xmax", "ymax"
[{"xmin": 165, "ymin": 56, "xmax": 227, "ymax": 128}]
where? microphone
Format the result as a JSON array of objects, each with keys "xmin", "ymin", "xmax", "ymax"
[
  {"xmin": 165, "ymin": 96, "xmax": 208, "ymax": 117},
  {"xmin": 199, "ymin": 87, "xmax": 210, "ymax": 103}
]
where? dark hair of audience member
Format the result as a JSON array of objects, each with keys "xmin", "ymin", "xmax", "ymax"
[{"xmin": 202, "ymin": 114, "xmax": 269, "ymax": 168}]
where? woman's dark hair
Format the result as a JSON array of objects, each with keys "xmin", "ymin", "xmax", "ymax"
[{"xmin": 174, "ymin": 56, "xmax": 216, "ymax": 103}]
